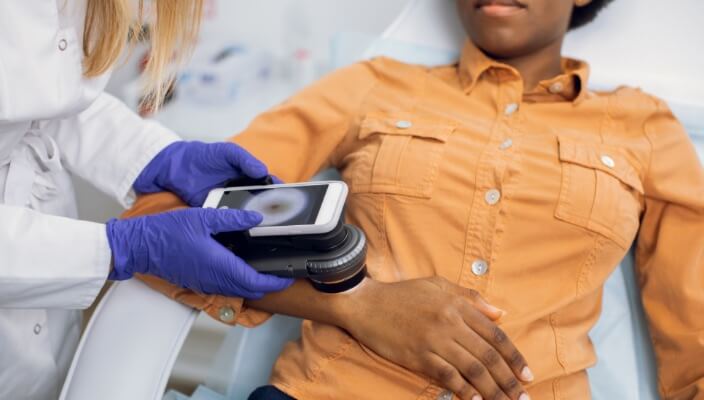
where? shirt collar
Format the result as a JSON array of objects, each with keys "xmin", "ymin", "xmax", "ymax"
[{"xmin": 458, "ymin": 40, "xmax": 591, "ymax": 104}]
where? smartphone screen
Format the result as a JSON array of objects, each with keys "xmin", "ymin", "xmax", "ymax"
[{"xmin": 218, "ymin": 185, "xmax": 328, "ymax": 227}]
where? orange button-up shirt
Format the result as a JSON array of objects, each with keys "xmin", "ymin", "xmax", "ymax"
[{"xmin": 130, "ymin": 41, "xmax": 704, "ymax": 399}]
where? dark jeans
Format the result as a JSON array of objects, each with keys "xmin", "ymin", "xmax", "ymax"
[{"xmin": 248, "ymin": 386, "xmax": 296, "ymax": 400}]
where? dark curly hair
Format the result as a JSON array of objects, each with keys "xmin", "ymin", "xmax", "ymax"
[{"xmin": 569, "ymin": 0, "xmax": 615, "ymax": 30}]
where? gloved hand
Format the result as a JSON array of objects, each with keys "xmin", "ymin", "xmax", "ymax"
[
  {"xmin": 106, "ymin": 208, "xmax": 294, "ymax": 298},
  {"xmin": 134, "ymin": 141, "xmax": 268, "ymax": 207}
]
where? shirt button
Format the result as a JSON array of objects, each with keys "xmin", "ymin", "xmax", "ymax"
[
  {"xmin": 396, "ymin": 120, "xmax": 413, "ymax": 129},
  {"xmin": 58, "ymin": 38, "xmax": 68, "ymax": 51},
  {"xmin": 485, "ymin": 189, "xmax": 501, "ymax": 205},
  {"xmin": 437, "ymin": 390, "xmax": 454, "ymax": 400},
  {"xmin": 549, "ymin": 82, "xmax": 565, "ymax": 94},
  {"xmin": 504, "ymin": 103, "xmax": 519, "ymax": 116},
  {"xmin": 601, "ymin": 155, "xmax": 616, "ymax": 169},
  {"xmin": 499, "ymin": 138, "xmax": 513, "ymax": 150},
  {"xmin": 33, "ymin": 324, "xmax": 42, "ymax": 335},
  {"xmin": 218, "ymin": 306, "xmax": 236, "ymax": 323},
  {"xmin": 472, "ymin": 260, "xmax": 489, "ymax": 276}
]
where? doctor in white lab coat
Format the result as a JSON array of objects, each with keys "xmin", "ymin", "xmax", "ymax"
[{"xmin": 0, "ymin": 2, "xmax": 293, "ymax": 399}]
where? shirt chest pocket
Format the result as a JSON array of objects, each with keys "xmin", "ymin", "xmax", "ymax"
[
  {"xmin": 555, "ymin": 137, "xmax": 645, "ymax": 249},
  {"xmin": 349, "ymin": 115, "xmax": 455, "ymax": 199}
]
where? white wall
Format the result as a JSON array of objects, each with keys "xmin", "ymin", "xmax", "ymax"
[
  {"xmin": 201, "ymin": 0, "xmax": 408, "ymax": 60},
  {"xmin": 564, "ymin": 0, "xmax": 704, "ymax": 108}
]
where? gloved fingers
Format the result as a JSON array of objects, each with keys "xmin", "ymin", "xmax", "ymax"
[
  {"xmin": 200, "ymin": 208, "xmax": 263, "ymax": 234},
  {"xmin": 247, "ymin": 272, "xmax": 296, "ymax": 293},
  {"xmin": 186, "ymin": 189, "xmax": 211, "ymax": 208},
  {"xmin": 220, "ymin": 143, "xmax": 268, "ymax": 179},
  {"xmin": 228, "ymin": 254, "xmax": 296, "ymax": 293},
  {"xmin": 270, "ymin": 175, "xmax": 284, "ymax": 184}
]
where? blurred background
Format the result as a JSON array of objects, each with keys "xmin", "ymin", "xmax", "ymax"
[
  {"xmin": 76, "ymin": 0, "xmax": 407, "ymax": 394},
  {"xmin": 78, "ymin": 0, "xmax": 410, "ymax": 223}
]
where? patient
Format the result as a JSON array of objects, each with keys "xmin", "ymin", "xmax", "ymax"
[{"xmin": 128, "ymin": 0, "xmax": 704, "ymax": 399}]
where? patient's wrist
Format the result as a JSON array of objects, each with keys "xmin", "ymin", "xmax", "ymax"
[{"xmin": 330, "ymin": 278, "xmax": 380, "ymax": 332}]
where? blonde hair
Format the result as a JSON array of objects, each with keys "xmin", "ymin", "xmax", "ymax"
[{"xmin": 83, "ymin": 0, "xmax": 203, "ymax": 109}]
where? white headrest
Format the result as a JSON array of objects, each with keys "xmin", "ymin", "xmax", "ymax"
[
  {"xmin": 368, "ymin": 0, "xmax": 703, "ymax": 135},
  {"xmin": 563, "ymin": 0, "xmax": 704, "ymax": 122}
]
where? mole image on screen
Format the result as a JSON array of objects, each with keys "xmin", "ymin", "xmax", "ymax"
[{"xmin": 218, "ymin": 186, "xmax": 327, "ymax": 227}]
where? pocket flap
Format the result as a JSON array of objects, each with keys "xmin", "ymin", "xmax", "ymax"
[
  {"xmin": 558, "ymin": 137, "xmax": 644, "ymax": 194},
  {"xmin": 359, "ymin": 115, "xmax": 455, "ymax": 142}
]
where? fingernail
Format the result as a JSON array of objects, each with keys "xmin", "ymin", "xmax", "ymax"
[
  {"xmin": 485, "ymin": 303, "xmax": 507, "ymax": 318},
  {"xmin": 472, "ymin": 395, "xmax": 482, "ymax": 400},
  {"xmin": 476, "ymin": 297, "xmax": 505, "ymax": 315},
  {"xmin": 493, "ymin": 307, "xmax": 508, "ymax": 318},
  {"xmin": 485, "ymin": 303, "xmax": 501, "ymax": 313},
  {"xmin": 521, "ymin": 366, "xmax": 534, "ymax": 382},
  {"xmin": 519, "ymin": 393, "xmax": 531, "ymax": 400}
]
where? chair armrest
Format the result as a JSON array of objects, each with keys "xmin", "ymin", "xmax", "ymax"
[{"xmin": 60, "ymin": 279, "xmax": 198, "ymax": 400}]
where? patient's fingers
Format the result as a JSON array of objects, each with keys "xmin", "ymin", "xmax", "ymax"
[
  {"xmin": 439, "ymin": 342, "xmax": 514, "ymax": 400},
  {"xmin": 461, "ymin": 305, "xmax": 533, "ymax": 384},
  {"xmin": 426, "ymin": 353, "xmax": 481, "ymax": 400},
  {"xmin": 453, "ymin": 331, "xmax": 527, "ymax": 400},
  {"xmin": 432, "ymin": 277, "xmax": 505, "ymax": 321},
  {"xmin": 461, "ymin": 287, "xmax": 506, "ymax": 321}
]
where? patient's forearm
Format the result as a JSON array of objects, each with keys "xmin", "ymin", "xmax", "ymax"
[{"xmin": 244, "ymin": 279, "xmax": 363, "ymax": 331}]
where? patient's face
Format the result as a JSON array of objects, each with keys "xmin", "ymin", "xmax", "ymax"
[{"xmin": 456, "ymin": 0, "xmax": 583, "ymax": 59}]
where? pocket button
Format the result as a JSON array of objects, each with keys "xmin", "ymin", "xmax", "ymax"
[
  {"xmin": 504, "ymin": 103, "xmax": 519, "ymax": 116},
  {"xmin": 601, "ymin": 155, "xmax": 616, "ymax": 169},
  {"xmin": 395, "ymin": 120, "xmax": 413, "ymax": 129}
]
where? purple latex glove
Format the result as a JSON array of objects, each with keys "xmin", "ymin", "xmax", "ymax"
[
  {"xmin": 134, "ymin": 141, "xmax": 268, "ymax": 206},
  {"xmin": 106, "ymin": 208, "xmax": 294, "ymax": 298}
]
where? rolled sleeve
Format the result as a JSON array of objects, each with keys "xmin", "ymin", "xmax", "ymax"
[{"xmin": 137, "ymin": 273, "xmax": 271, "ymax": 327}]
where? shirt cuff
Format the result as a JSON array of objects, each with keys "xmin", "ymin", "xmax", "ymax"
[
  {"xmin": 136, "ymin": 274, "xmax": 274, "ymax": 327},
  {"xmin": 204, "ymin": 295, "xmax": 274, "ymax": 328}
]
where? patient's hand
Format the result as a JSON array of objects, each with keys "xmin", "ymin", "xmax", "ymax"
[{"xmin": 340, "ymin": 277, "xmax": 534, "ymax": 400}]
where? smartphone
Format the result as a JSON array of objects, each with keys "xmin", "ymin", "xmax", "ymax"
[{"xmin": 203, "ymin": 181, "xmax": 348, "ymax": 237}]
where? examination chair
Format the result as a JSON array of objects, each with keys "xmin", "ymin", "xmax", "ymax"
[{"xmin": 60, "ymin": 0, "xmax": 704, "ymax": 399}]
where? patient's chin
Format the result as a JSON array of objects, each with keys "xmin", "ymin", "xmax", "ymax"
[
  {"xmin": 472, "ymin": 35, "xmax": 534, "ymax": 60},
  {"xmin": 469, "ymin": 26, "xmax": 559, "ymax": 61}
]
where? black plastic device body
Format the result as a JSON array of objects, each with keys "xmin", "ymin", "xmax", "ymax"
[{"xmin": 213, "ymin": 177, "xmax": 367, "ymax": 293}]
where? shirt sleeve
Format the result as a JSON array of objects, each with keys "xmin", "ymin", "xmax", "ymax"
[
  {"xmin": 129, "ymin": 62, "xmax": 379, "ymax": 326},
  {"xmin": 48, "ymin": 92, "xmax": 180, "ymax": 209},
  {"xmin": 636, "ymin": 98, "xmax": 704, "ymax": 400},
  {"xmin": 0, "ymin": 204, "xmax": 111, "ymax": 309},
  {"xmin": 232, "ymin": 61, "xmax": 379, "ymax": 181}
]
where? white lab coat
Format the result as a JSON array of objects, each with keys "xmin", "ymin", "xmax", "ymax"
[{"xmin": 0, "ymin": 1, "xmax": 180, "ymax": 399}]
